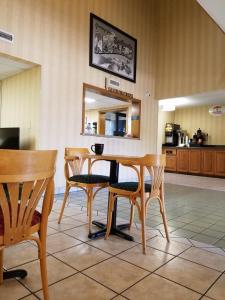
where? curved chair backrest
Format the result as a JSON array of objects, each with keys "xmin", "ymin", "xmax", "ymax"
[
  {"xmin": 64, "ymin": 147, "xmax": 90, "ymax": 178},
  {"xmin": 0, "ymin": 149, "xmax": 57, "ymax": 246},
  {"xmin": 142, "ymin": 154, "xmax": 166, "ymax": 197}
]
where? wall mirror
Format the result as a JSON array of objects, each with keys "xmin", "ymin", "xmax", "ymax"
[{"xmin": 82, "ymin": 83, "xmax": 141, "ymax": 139}]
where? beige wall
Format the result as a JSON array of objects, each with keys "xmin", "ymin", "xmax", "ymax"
[
  {"xmin": 0, "ymin": 0, "xmax": 157, "ymax": 191},
  {"xmin": 1, "ymin": 66, "xmax": 40, "ymax": 149},
  {"xmin": 174, "ymin": 106, "xmax": 225, "ymax": 145},
  {"xmin": 155, "ymin": 0, "xmax": 225, "ymax": 100}
]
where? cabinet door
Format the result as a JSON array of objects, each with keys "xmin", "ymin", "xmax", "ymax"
[
  {"xmin": 165, "ymin": 156, "xmax": 177, "ymax": 171},
  {"xmin": 201, "ymin": 150, "xmax": 215, "ymax": 175},
  {"xmin": 214, "ymin": 151, "xmax": 225, "ymax": 177},
  {"xmin": 189, "ymin": 150, "xmax": 201, "ymax": 173},
  {"xmin": 163, "ymin": 148, "xmax": 177, "ymax": 171},
  {"xmin": 177, "ymin": 150, "xmax": 189, "ymax": 172}
]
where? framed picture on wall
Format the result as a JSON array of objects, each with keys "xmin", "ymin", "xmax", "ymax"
[{"xmin": 89, "ymin": 13, "xmax": 137, "ymax": 83}]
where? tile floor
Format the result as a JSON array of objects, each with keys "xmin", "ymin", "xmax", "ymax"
[{"xmin": 1, "ymin": 174, "xmax": 225, "ymax": 300}]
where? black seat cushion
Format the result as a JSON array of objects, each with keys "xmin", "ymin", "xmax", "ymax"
[
  {"xmin": 69, "ymin": 174, "xmax": 109, "ymax": 184},
  {"xmin": 110, "ymin": 182, "xmax": 151, "ymax": 192}
]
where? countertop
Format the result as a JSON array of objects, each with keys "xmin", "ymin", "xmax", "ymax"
[{"xmin": 162, "ymin": 144, "xmax": 225, "ymax": 149}]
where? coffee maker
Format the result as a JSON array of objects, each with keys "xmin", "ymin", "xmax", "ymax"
[{"xmin": 165, "ymin": 123, "xmax": 180, "ymax": 146}]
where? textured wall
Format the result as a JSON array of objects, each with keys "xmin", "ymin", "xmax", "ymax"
[
  {"xmin": 1, "ymin": 66, "xmax": 40, "ymax": 149},
  {"xmin": 155, "ymin": 0, "xmax": 225, "ymax": 100},
  {"xmin": 174, "ymin": 106, "xmax": 225, "ymax": 145},
  {"xmin": 0, "ymin": 0, "xmax": 157, "ymax": 191}
]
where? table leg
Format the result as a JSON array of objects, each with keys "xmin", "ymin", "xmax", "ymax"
[{"xmin": 88, "ymin": 160, "xmax": 134, "ymax": 241}]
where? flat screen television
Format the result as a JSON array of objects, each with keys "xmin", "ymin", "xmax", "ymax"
[{"xmin": 0, "ymin": 127, "xmax": 20, "ymax": 149}]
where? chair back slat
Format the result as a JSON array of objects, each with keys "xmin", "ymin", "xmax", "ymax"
[
  {"xmin": 65, "ymin": 148, "xmax": 89, "ymax": 177},
  {"xmin": 0, "ymin": 149, "xmax": 57, "ymax": 246},
  {"xmin": 143, "ymin": 154, "xmax": 166, "ymax": 198}
]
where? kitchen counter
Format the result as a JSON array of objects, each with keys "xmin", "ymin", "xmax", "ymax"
[
  {"xmin": 162, "ymin": 145, "xmax": 225, "ymax": 177},
  {"xmin": 162, "ymin": 144, "xmax": 225, "ymax": 149}
]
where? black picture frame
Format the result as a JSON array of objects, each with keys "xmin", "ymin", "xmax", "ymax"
[{"xmin": 89, "ymin": 13, "xmax": 137, "ymax": 83}]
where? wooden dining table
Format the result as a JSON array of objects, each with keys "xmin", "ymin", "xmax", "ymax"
[{"xmin": 84, "ymin": 153, "xmax": 141, "ymax": 241}]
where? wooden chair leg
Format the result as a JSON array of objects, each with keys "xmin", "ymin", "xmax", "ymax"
[
  {"xmin": 105, "ymin": 193, "xmax": 114, "ymax": 240},
  {"xmin": 140, "ymin": 202, "xmax": 146, "ymax": 254},
  {"xmin": 88, "ymin": 189, "xmax": 93, "ymax": 233},
  {"xmin": 159, "ymin": 185, "xmax": 170, "ymax": 242},
  {"xmin": 58, "ymin": 184, "xmax": 70, "ymax": 224},
  {"xmin": 0, "ymin": 248, "xmax": 3, "ymax": 285},
  {"xmin": 160, "ymin": 199, "xmax": 170, "ymax": 242},
  {"xmin": 39, "ymin": 241, "xmax": 49, "ymax": 300},
  {"xmin": 129, "ymin": 201, "xmax": 135, "ymax": 230}
]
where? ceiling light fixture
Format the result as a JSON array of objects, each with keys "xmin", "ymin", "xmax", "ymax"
[
  {"xmin": 85, "ymin": 97, "xmax": 96, "ymax": 103},
  {"xmin": 161, "ymin": 104, "xmax": 176, "ymax": 111}
]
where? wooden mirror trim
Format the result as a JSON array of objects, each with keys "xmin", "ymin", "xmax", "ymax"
[{"xmin": 81, "ymin": 83, "xmax": 141, "ymax": 139}]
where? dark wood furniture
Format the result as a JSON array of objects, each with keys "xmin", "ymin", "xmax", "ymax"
[{"xmin": 163, "ymin": 146, "xmax": 225, "ymax": 177}]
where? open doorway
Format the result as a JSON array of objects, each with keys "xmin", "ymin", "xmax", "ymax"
[
  {"xmin": 156, "ymin": 91, "xmax": 225, "ymax": 249},
  {"xmin": 0, "ymin": 53, "xmax": 41, "ymax": 149}
]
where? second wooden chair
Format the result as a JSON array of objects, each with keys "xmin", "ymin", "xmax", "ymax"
[
  {"xmin": 105, "ymin": 154, "xmax": 169, "ymax": 254},
  {"xmin": 58, "ymin": 147, "xmax": 109, "ymax": 232}
]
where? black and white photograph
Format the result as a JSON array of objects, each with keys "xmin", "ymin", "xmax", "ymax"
[{"xmin": 89, "ymin": 13, "xmax": 137, "ymax": 82}]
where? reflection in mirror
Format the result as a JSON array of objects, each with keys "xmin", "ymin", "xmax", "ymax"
[{"xmin": 82, "ymin": 83, "xmax": 141, "ymax": 139}]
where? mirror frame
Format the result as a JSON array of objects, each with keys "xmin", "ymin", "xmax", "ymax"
[{"xmin": 81, "ymin": 83, "xmax": 141, "ymax": 139}]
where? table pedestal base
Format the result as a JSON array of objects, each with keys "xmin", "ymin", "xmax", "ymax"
[
  {"xmin": 88, "ymin": 221, "xmax": 134, "ymax": 241},
  {"xmin": 3, "ymin": 269, "xmax": 27, "ymax": 280}
]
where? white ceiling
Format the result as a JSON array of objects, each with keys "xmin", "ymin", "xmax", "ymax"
[
  {"xmin": 197, "ymin": 0, "xmax": 225, "ymax": 33},
  {"xmin": 159, "ymin": 90, "xmax": 225, "ymax": 109},
  {"xmin": 0, "ymin": 56, "xmax": 35, "ymax": 80},
  {"xmin": 85, "ymin": 91, "xmax": 130, "ymax": 110}
]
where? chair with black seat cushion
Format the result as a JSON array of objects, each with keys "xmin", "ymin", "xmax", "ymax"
[
  {"xmin": 0, "ymin": 149, "xmax": 57, "ymax": 300},
  {"xmin": 105, "ymin": 154, "xmax": 169, "ymax": 254},
  {"xmin": 58, "ymin": 148, "xmax": 109, "ymax": 232}
]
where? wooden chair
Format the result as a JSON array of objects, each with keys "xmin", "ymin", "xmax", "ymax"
[
  {"xmin": 58, "ymin": 148, "xmax": 109, "ymax": 232},
  {"xmin": 0, "ymin": 149, "xmax": 57, "ymax": 300},
  {"xmin": 105, "ymin": 154, "xmax": 169, "ymax": 254}
]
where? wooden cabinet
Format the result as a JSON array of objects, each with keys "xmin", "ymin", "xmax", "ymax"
[
  {"xmin": 201, "ymin": 150, "xmax": 215, "ymax": 175},
  {"xmin": 163, "ymin": 148, "xmax": 177, "ymax": 171},
  {"xmin": 214, "ymin": 151, "xmax": 225, "ymax": 176},
  {"xmin": 162, "ymin": 147, "xmax": 225, "ymax": 178},
  {"xmin": 189, "ymin": 150, "xmax": 201, "ymax": 173},
  {"xmin": 177, "ymin": 150, "xmax": 189, "ymax": 172}
]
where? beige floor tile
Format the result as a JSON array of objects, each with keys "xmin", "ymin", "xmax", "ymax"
[
  {"xmin": 0, "ymin": 279, "xmax": 30, "ymax": 300},
  {"xmin": 83, "ymin": 257, "xmax": 149, "ymax": 293},
  {"xmin": 48, "ymin": 211, "xmax": 59, "ymax": 221},
  {"xmin": 123, "ymin": 228, "xmax": 158, "ymax": 243},
  {"xmin": 46, "ymin": 232, "xmax": 82, "ymax": 254},
  {"xmin": 180, "ymin": 247, "xmax": 225, "ymax": 272},
  {"xmin": 113, "ymin": 296, "xmax": 127, "ymax": 300},
  {"xmin": 18, "ymin": 256, "xmax": 76, "ymax": 292},
  {"xmin": 54, "ymin": 243, "xmax": 111, "ymax": 270},
  {"xmin": 156, "ymin": 257, "xmax": 220, "ymax": 294},
  {"xmin": 4, "ymin": 242, "xmax": 38, "ymax": 269},
  {"xmin": 87, "ymin": 235, "xmax": 137, "ymax": 255},
  {"xmin": 206, "ymin": 274, "xmax": 225, "ymax": 300},
  {"xmin": 53, "ymin": 206, "xmax": 85, "ymax": 216},
  {"xmin": 146, "ymin": 236, "xmax": 191, "ymax": 255},
  {"xmin": 36, "ymin": 273, "xmax": 116, "ymax": 300},
  {"xmin": 46, "ymin": 226, "xmax": 58, "ymax": 236},
  {"xmin": 201, "ymin": 297, "xmax": 214, "ymax": 300},
  {"xmin": 64, "ymin": 224, "xmax": 93, "ymax": 242},
  {"xmin": 122, "ymin": 273, "xmax": 201, "ymax": 300},
  {"xmin": 71, "ymin": 215, "xmax": 89, "ymax": 224},
  {"xmin": 48, "ymin": 216, "xmax": 84, "ymax": 231},
  {"xmin": 118, "ymin": 245, "xmax": 174, "ymax": 271},
  {"xmin": 21, "ymin": 295, "xmax": 39, "ymax": 299},
  {"xmin": 123, "ymin": 274, "xmax": 200, "ymax": 300}
]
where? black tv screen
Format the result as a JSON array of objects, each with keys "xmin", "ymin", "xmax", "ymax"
[{"xmin": 0, "ymin": 128, "xmax": 20, "ymax": 149}]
